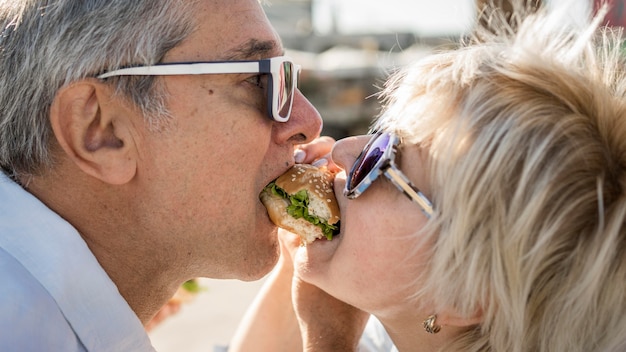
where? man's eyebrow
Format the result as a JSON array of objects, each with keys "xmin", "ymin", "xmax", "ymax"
[{"xmin": 222, "ymin": 39, "xmax": 282, "ymax": 60}]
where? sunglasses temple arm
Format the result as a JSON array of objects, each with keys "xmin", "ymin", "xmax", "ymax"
[{"xmin": 385, "ymin": 168, "xmax": 434, "ymax": 218}]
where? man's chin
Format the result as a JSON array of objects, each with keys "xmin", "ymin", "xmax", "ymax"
[{"xmin": 238, "ymin": 226, "xmax": 280, "ymax": 281}]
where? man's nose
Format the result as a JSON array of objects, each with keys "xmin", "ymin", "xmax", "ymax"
[{"xmin": 274, "ymin": 89, "xmax": 323, "ymax": 145}]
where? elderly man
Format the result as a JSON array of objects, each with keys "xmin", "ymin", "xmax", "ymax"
[{"xmin": 0, "ymin": 0, "xmax": 326, "ymax": 350}]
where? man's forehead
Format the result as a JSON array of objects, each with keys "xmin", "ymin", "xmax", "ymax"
[{"xmin": 167, "ymin": 0, "xmax": 283, "ymax": 62}]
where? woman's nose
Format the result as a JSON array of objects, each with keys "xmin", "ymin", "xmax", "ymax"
[{"xmin": 331, "ymin": 135, "xmax": 371, "ymax": 173}]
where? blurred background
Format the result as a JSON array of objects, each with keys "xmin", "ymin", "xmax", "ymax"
[
  {"xmin": 265, "ymin": 0, "xmax": 591, "ymax": 139},
  {"xmin": 148, "ymin": 1, "xmax": 619, "ymax": 351}
]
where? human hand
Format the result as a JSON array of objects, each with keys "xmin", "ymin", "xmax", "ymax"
[
  {"xmin": 229, "ymin": 229, "xmax": 367, "ymax": 352},
  {"xmin": 276, "ymin": 228, "xmax": 369, "ymax": 351},
  {"xmin": 294, "ymin": 136, "xmax": 339, "ymax": 173},
  {"xmin": 276, "ymin": 229, "xmax": 369, "ymax": 351},
  {"xmin": 276, "ymin": 228, "xmax": 301, "ymax": 268}
]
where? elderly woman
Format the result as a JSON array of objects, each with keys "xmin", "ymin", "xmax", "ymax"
[{"xmin": 230, "ymin": 4, "xmax": 626, "ymax": 352}]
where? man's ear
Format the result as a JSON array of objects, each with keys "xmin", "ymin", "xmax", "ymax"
[{"xmin": 50, "ymin": 80, "xmax": 138, "ymax": 185}]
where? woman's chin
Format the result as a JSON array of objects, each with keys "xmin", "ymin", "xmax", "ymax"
[{"xmin": 294, "ymin": 231, "xmax": 342, "ymax": 278}]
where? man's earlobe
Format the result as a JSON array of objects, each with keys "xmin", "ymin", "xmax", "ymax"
[{"xmin": 50, "ymin": 80, "xmax": 137, "ymax": 185}]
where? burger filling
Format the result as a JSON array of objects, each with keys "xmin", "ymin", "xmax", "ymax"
[{"xmin": 264, "ymin": 182, "xmax": 339, "ymax": 240}]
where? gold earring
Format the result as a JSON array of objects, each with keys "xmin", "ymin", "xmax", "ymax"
[{"xmin": 423, "ymin": 314, "xmax": 441, "ymax": 334}]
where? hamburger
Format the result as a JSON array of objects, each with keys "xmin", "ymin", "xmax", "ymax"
[{"xmin": 260, "ymin": 164, "xmax": 341, "ymax": 245}]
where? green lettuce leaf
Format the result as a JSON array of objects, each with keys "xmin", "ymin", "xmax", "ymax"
[{"xmin": 265, "ymin": 182, "xmax": 337, "ymax": 240}]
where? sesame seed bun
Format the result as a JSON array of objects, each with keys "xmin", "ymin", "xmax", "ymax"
[{"xmin": 260, "ymin": 164, "xmax": 340, "ymax": 245}]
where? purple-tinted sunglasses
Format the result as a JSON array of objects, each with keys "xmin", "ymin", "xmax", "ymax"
[{"xmin": 344, "ymin": 132, "xmax": 434, "ymax": 217}]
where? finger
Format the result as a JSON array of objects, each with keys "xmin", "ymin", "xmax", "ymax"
[
  {"xmin": 277, "ymin": 228, "xmax": 302, "ymax": 262},
  {"xmin": 294, "ymin": 136, "xmax": 336, "ymax": 164},
  {"xmin": 311, "ymin": 154, "xmax": 340, "ymax": 174}
]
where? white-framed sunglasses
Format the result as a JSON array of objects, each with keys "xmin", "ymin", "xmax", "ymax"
[
  {"xmin": 97, "ymin": 55, "xmax": 300, "ymax": 122},
  {"xmin": 344, "ymin": 132, "xmax": 434, "ymax": 217}
]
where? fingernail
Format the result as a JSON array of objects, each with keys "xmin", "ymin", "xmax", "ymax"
[
  {"xmin": 294, "ymin": 149, "xmax": 306, "ymax": 163},
  {"xmin": 312, "ymin": 158, "xmax": 328, "ymax": 167}
]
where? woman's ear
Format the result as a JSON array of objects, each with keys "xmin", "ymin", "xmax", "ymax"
[
  {"xmin": 436, "ymin": 306, "xmax": 483, "ymax": 329},
  {"xmin": 49, "ymin": 80, "xmax": 138, "ymax": 185}
]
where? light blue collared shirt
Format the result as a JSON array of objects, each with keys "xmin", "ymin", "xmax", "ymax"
[{"xmin": 0, "ymin": 173, "xmax": 155, "ymax": 351}]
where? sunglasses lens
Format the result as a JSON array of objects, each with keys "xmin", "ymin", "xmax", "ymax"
[
  {"xmin": 348, "ymin": 133, "xmax": 390, "ymax": 191},
  {"xmin": 276, "ymin": 61, "xmax": 294, "ymax": 120}
]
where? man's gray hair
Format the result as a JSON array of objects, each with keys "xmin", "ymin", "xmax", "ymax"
[{"xmin": 0, "ymin": 0, "xmax": 196, "ymax": 180}]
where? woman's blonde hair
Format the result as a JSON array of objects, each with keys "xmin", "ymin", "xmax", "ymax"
[{"xmin": 374, "ymin": 3, "xmax": 626, "ymax": 352}]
